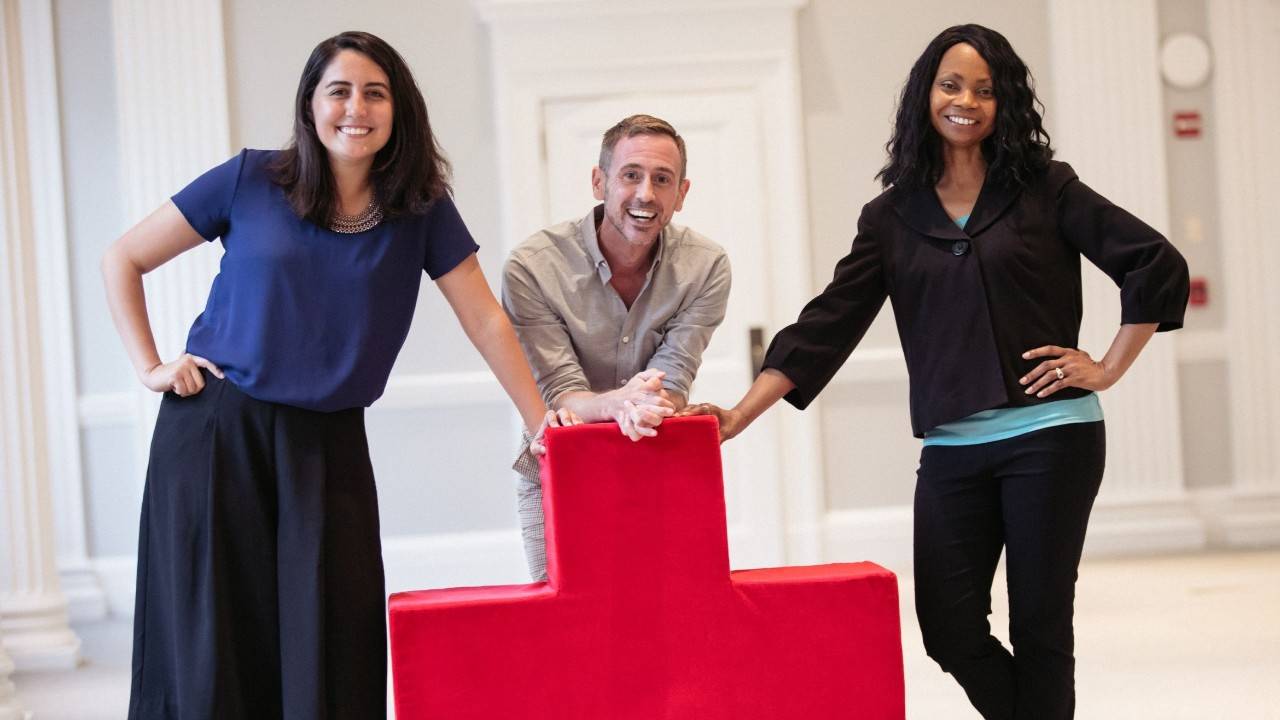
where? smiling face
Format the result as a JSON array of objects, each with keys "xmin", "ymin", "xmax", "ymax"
[
  {"xmin": 591, "ymin": 133, "xmax": 690, "ymax": 251},
  {"xmin": 310, "ymin": 49, "xmax": 394, "ymax": 171},
  {"xmin": 929, "ymin": 42, "xmax": 997, "ymax": 150}
]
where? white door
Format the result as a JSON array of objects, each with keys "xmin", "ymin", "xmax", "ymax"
[{"xmin": 542, "ymin": 92, "xmax": 786, "ymax": 569}]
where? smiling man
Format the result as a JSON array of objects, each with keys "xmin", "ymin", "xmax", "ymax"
[{"xmin": 502, "ymin": 114, "xmax": 731, "ymax": 580}]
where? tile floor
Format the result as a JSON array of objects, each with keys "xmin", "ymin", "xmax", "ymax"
[{"xmin": 10, "ymin": 549, "xmax": 1280, "ymax": 719}]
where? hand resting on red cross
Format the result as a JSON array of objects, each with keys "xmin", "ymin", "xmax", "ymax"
[{"xmin": 551, "ymin": 368, "xmax": 677, "ymax": 442}]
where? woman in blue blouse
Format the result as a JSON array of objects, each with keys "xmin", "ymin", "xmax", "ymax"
[
  {"xmin": 686, "ymin": 25, "xmax": 1188, "ymax": 719},
  {"xmin": 102, "ymin": 31, "xmax": 568, "ymax": 719}
]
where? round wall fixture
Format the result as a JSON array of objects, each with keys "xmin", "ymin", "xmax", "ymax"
[{"xmin": 1160, "ymin": 32, "xmax": 1212, "ymax": 88}]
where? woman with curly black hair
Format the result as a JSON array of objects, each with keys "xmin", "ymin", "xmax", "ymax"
[{"xmin": 685, "ymin": 24, "xmax": 1188, "ymax": 718}]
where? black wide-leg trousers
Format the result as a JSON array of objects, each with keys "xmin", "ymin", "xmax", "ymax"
[
  {"xmin": 128, "ymin": 372, "xmax": 386, "ymax": 720},
  {"xmin": 913, "ymin": 421, "xmax": 1106, "ymax": 720}
]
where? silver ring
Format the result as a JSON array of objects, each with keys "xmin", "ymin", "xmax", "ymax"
[{"xmin": 1054, "ymin": 367, "xmax": 1065, "ymax": 380}]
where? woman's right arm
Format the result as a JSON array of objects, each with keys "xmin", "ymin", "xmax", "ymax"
[
  {"xmin": 102, "ymin": 200, "xmax": 223, "ymax": 396},
  {"xmin": 685, "ymin": 202, "xmax": 887, "ymax": 443},
  {"xmin": 681, "ymin": 369, "xmax": 796, "ymax": 443}
]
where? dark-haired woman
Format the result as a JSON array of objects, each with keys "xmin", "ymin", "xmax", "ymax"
[
  {"xmin": 103, "ymin": 31, "xmax": 567, "ymax": 718},
  {"xmin": 685, "ymin": 24, "xmax": 1187, "ymax": 719}
]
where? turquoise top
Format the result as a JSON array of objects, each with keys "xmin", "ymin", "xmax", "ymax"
[
  {"xmin": 923, "ymin": 394, "xmax": 1104, "ymax": 446},
  {"xmin": 922, "ymin": 212, "xmax": 1104, "ymax": 446}
]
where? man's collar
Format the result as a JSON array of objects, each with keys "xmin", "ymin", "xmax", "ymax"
[{"xmin": 583, "ymin": 205, "xmax": 609, "ymax": 270}]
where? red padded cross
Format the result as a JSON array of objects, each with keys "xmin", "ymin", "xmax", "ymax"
[{"xmin": 389, "ymin": 416, "xmax": 905, "ymax": 719}]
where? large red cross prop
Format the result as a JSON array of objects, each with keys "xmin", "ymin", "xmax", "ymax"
[{"xmin": 389, "ymin": 416, "xmax": 905, "ymax": 718}]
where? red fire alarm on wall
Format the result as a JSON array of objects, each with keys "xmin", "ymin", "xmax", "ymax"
[
  {"xmin": 1173, "ymin": 111, "xmax": 1202, "ymax": 138},
  {"xmin": 1189, "ymin": 276, "xmax": 1209, "ymax": 306}
]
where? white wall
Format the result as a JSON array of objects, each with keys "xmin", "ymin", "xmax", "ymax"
[
  {"xmin": 1160, "ymin": 0, "xmax": 1232, "ymax": 491},
  {"xmin": 43, "ymin": 0, "xmax": 1272, "ymax": 617},
  {"xmin": 53, "ymin": 0, "xmax": 136, "ymax": 561}
]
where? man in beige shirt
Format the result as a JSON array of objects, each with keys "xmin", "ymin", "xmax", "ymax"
[{"xmin": 502, "ymin": 114, "xmax": 731, "ymax": 579}]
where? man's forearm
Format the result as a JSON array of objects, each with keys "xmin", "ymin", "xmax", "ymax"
[
  {"xmin": 553, "ymin": 389, "xmax": 622, "ymax": 424},
  {"xmin": 553, "ymin": 369, "xmax": 677, "ymax": 425}
]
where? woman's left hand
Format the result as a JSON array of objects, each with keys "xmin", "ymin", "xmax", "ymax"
[
  {"xmin": 529, "ymin": 408, "xmax": 582, "ymax": 456},
  {"xmin": 1020, "ymin": 345, "xmax": 1115, "ymax": 397}
]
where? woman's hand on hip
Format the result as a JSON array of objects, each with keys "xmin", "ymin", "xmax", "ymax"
[
  {"xmin": 141, "ymin": 353, "xmax": 223, "ymax": 396},
  {"xmin": 1020, "ymin": 345, "xmax": 1113, "ymax": 397}
]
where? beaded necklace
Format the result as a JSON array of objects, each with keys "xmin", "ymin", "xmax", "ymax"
[{"xmin": 329, "ymin": 198, "xmax": 384, "ymax": 233}]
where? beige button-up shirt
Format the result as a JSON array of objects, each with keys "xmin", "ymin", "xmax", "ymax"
[{"xmin": 502, "ymin": 205, "xmax": 731, "ymax": 407}]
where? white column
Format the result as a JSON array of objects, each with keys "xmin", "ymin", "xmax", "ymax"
[
  {"xmin": 0, "ymin": 0, "xmax": 83, "ymax": 670},
  {"xmin": 1204, "ymin": 0, "xmax": 1280, "ymax": 545},
  {"xmin": 110, "ymin": 0, "xmax": 230, "ymax": 485},
  {"xmin": 1048, "ymin": 0, "xmax": 1203, "ymax": 552},
  {"xmin": 0, "ymin": 626, "xmax": 27, "ymax": 720},
  {"xmin": 20, "ymin": 0, "xmax": 106, "ymax": 621}
]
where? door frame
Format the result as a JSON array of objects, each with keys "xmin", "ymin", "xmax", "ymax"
[
  {"xmin": 477, "ymin": 0, "xmax": 825, "ymax": 564},
  {"xmin": 542, "ymin": 90, "xmax": 786, "ymax": 568}
]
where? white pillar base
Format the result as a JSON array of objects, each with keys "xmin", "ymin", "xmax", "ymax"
[
  {"xmin": 1, "ymin": 594, "xmax": 82, "ymax": 671},
  {"xmin": 0, "ymin": 693, "xmax": 28, "ymax": 720},
  {"xmin": 0, "ymin": 629, "xmax": 29, "ymax": 720}
]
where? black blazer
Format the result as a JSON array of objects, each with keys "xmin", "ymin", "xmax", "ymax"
[{"xmin": 763, "ymin": 161, "xmax": 1189, "ymax": 437}]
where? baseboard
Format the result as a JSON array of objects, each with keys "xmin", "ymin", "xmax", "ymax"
[
  {"xmin": 85, "ymin": 492, "xmax": 1280, "ymax": 620},
  {"xmin": 59, "ymin": 565, "xmax": 108, "ymax": 622},
  {"xmin": 820, "ymin": 496, "xmax": 1222, "ymax": 576},
  {"xmin": 1084, "ymin": 497, "xmax": 1208, "ymax": 557},
  {"xmin": 92, "ymin": 530, "xmax": 532, "ymax": 619},
  {"xmin": 1190, "ymin": 489, "xmax": 1280, "ymax": 548},
  {"xmin": 381, "ymin": 529, "xmax": 531, "ymax": 594},
  {"xmin": 822, "ymin": 507, "xmax": 914, "ymax": 576},
  {"xmin": 91, "ymin": 556, "xmax": 138, "ymax": 619}
]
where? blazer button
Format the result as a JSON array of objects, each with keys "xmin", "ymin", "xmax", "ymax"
[{"xmin": 952, "ymin": 240, "xmax": 970, "ymax": 256}]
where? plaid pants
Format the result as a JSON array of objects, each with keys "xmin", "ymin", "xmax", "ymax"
[
  {"xmin": 513, "ymin": 441, "xmax": 547, "ymax": 581},
  {"xmin": 515, "ymin": 470, "xmax": 547, "ymax": 581}
]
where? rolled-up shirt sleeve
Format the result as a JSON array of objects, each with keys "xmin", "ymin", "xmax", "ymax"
[
  {"xmin": 501, "ymin": 254, "xmax": 591, "ymax": 407},
  {"xmin": 1055, "ymin": 164, "xmax": 1190, "ymax": 331},
  {"xmin": 647, "ymin": 252, "xmax": 732, "ymax": 398}
]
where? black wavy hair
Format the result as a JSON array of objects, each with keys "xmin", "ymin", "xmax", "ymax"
[
  {"xmin": 270, "ymin": 31, "xmax": 451, "ymax": 224},
  {"xmin": 876, "ymin": 24, "xmax": 1052, "ymax": 190}
]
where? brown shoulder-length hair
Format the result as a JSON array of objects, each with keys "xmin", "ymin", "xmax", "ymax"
[{"xmin": 270, "ymin": 31, "xmax": 451, "ymax": 224}]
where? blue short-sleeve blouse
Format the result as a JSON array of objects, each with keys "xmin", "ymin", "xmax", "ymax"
[{"xmin": 172, "ymin": 149, "xmax": 479, "ymax": 412}]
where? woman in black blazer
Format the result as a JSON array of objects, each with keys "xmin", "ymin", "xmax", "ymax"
[{"xmin": 686, "ymin": 24, "xmax": 1188, "ymax": 719}]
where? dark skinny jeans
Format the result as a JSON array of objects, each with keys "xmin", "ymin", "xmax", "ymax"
[{"xmin": 913, "ymin": 421, "xmax": 1106, "ymax": 720}]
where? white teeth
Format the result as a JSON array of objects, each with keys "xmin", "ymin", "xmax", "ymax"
[
  {"xmin": 339, "ymin": 127, "xmax": 371, "ymax": 136},
  {"xmin": 627, "ymin": 209, "xmax": 656, "ymax": 220},
  {"xmin": 946, "ymin": 116, "xmax": 977, "ymax": 126}
]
